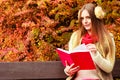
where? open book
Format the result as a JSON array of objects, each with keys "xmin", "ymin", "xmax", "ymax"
[{"xmin": 56, "ymin": 44, "xmax": 96, "ymax": 70}]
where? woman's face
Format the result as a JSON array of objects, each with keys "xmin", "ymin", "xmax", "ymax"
[{"xmin": 81, "ymin": 9, "xmax": 92, "ymax": 33}]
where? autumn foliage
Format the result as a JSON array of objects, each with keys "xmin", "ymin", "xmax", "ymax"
[{"xmin": 0, "ymin": 0, "xmax": 120, "ymax": 62}]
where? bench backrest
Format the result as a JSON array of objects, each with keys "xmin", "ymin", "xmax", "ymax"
[{"xmin": 0, "ymin": 59, "xmax": 119, "ymax": 80}]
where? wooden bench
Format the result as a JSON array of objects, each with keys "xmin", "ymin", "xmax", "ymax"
[{"xmin": 0, "ymin": 59, "xmax": 119, "ymax": 80}]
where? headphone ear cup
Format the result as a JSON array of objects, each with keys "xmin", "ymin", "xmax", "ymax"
[{"xmin": 94, "ymin": 6, "xmax": 105, "ymax": 19}]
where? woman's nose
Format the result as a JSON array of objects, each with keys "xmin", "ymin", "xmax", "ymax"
[{"xmin": 83, "ymin": 18, "xmax": 87, "ymax": 23}]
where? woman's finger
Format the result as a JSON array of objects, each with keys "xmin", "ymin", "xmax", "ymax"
[
  {"xmin": 69, "ymin": 63, "xmax": 75, "ymax": 68},
  {"xmin": 68, "ymin": 66, "xmax": 80, "ymax": 76},
  {"xmin": 70, "ymin": 66, "xmax": 80, "ymax": 73},
  {"xmin": 65, "ymin": 60, "xmax": 69, "ymax": 66}
]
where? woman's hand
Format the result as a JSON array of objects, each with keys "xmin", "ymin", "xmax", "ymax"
[
  {"xmin": 64, "ymin": 61, "xmax": 80, "ymax": 76},
  {"xmin": 86, "ymin": 43, "xmax": 97, "ymax": 54}
]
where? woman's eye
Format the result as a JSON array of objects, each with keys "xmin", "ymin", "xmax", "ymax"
[{"xmin": 86, "ymin": 16, "xmax": 91, "ymax": 19}]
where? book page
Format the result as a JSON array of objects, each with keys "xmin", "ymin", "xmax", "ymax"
[
  {"xmin": 57, "ymin": 44, "xmax": 89, "ymax": 54},
  {"xmin": 71, "ymin": 44, "xmax": 89, "ymax": 53},
  {"xmin": 56, "ymin": 48, "xmax": 69, "ymax": 54}
]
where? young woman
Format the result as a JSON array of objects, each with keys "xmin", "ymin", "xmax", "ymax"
[{"xmin": 64, "ymin": 3, "xmax": 115, "ymax": 80}]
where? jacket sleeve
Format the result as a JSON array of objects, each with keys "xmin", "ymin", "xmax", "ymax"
[
  {"xmin": 68, "ymin": 31, "xmax": 78, "ymax": 51},
  {"xmin": 92, "ymin": 36, "xmax": 116, "ymax": 73}
]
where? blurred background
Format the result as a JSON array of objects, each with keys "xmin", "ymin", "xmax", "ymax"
[{"xmin": 0, "ymin": 0, "xmax": 120, "ymax": 62}]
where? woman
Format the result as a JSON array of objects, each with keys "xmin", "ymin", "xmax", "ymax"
[{"xmin": 64, "ymin": 3, "xmax": 115, "ymax": 80}]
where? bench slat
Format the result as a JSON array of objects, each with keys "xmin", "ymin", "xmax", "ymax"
[
  {"xmin": 0, "ymin": 59, "xmax": 119, "ymax": 80},
  {"xmin": 0, "ymin": 61, "xmax": 66, "ymax": 79}
]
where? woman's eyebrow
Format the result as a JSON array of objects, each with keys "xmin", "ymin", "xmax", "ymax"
[{"xmin": 80, "ymin": 16, "xmax": 91, "ymax": 18}]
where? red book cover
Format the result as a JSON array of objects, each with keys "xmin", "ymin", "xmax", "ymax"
[{"xmin": 56, "ymin": 44, "xmax": 96, "ymax": 70}]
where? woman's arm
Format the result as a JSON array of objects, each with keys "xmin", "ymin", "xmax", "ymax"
[
  {"xmin": 92, "ymin": 37, "xmax": 116, "ymax": 73},
  {"xmin": 69, "ymin": 30, "xmax": 81, "ymax": 51}
]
